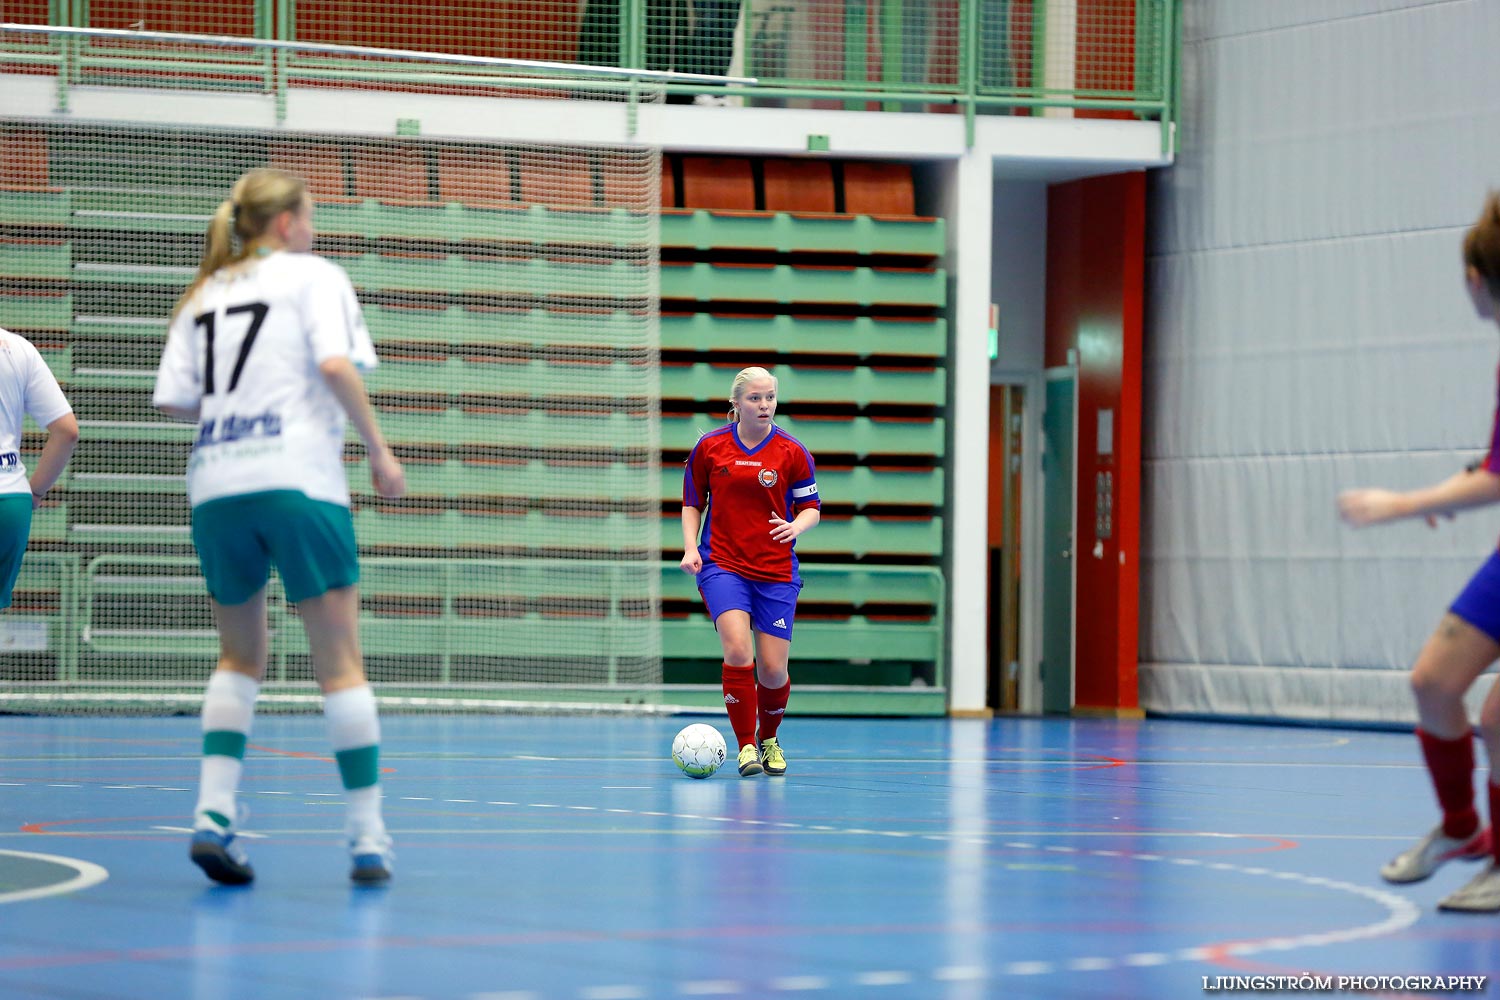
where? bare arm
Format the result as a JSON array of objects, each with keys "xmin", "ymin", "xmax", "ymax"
[
  {"xmin": 769, "ymin": 506, "xmax": 819, "ymax": 544},
  {"xmin": 29, "ymin": 413, "xmax": 79, "ymax": 509},
  {"xmin": 318, "ymin": 357, "xmax": 405, "ymax": 500},
  {"xmin": 680, "ymin": 505, "xmax": 703, "ymax": 574},
  {"xmin": 1338, "ymin": 466, "xmax": 1500, "ymax": 527}
]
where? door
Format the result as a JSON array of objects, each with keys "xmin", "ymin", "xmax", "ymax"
[{"xmin": 1041, "ymin": 373, "xmax": 1075, "ymax": 714}]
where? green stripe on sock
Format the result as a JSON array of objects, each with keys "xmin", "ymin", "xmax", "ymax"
[
  {"xmin": 202, "ymin": 730, "xmax": 248, "ymax": 759},
  {"xmin": 335, "ymin": 745, "xmax": 380, "ymax": 790},
  {"xmin": 201, "ymin": 809, "xmax": 232, "ymax": 830}
]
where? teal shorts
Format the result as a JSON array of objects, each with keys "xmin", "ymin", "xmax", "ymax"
[
  {"xmin": 0, "ymin": 494, "xmax": 33, "ymax": 610},
  {"xmin": 191, "ymin": 490, "xmax": 358, "ymax": 606}
]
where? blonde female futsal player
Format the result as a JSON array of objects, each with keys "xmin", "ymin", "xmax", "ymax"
[
  {"xmin": 0, "ymin": 326, "xmax": 77, "ymax": 609},
  {"xmin": 1339, "ymin": 193, "xmax": 1500, "ymax": 912},
  {"xmin": 681, "ymin": 366, "xmax": 819, "ymax": 777},
  {"xmin": 154, "ymin": 168, "xmax": 405, "ymax": 885}
]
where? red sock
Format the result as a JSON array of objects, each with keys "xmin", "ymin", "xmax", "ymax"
[
  {"xmin": 758, "ymin": 679, "xmax": 790, "ymax": 741},
  {"xmin": 1417, "ymin": 728, "xmax": 1479, "ymax": 839},
  {"xmin": 1490, "ymin": 781, "xmax": 1500, "ymax": 864},
  {"xmin": 721, "ymin": 663, "xmax": 758, "ymax": 749}
]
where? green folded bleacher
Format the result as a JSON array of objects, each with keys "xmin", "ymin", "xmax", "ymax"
[
  {"xmin": 660, "ymin": 261, "xmax": 945, "ymax": 307},
  {"xmin": 660, "ymin": 209, "xmax": 945, "ymax": 257},
  {"xmin": 0, "ymin": 240, "xmax": 71, "ymax": 280},
  {"xmin": 365, "ymin": 355, "xmax": 650, "ymax": 398},
  {"xmin": 0, "ymin": 188, "xmax": 70, "ymax": 227},
  {"xmin": 71, "ymin": 260, "xmax": 194, "ymax": 286},
  {"xmin": 354, "ymin": 508, "xmax": 656, "ymax": 552},
  {"xmin": 659, "ymin": 464, "xmax": 943, "ymax": 508},
  {"xmin": 316, "ymin": 199, "xmax": 650, "ymax": 246},
  {"xmin": 351, "ymin": 457, "xmax": 651, "ymax": 502},
  {"xmin": 29, "ymin": 504, "xmax": 68, "ymax": 543},
  {"xmin": 660, "ymin": 314, "xmax": 946, "ymax": 359},
  {"xmin": 7, "ymin": 135, "xmax": 952, "ymax": 702},
  {"xmin": 661, "ymin": 362, "xmax": 945, "ymax": 407},
  {"xmin": 663, "ymin": 414, "xmax": 945, "ymax": 458},
  {"xmin": 660, "ymin": 563, "xmax": 943, "ymax": 663},
  {"xmin": 375, "ymin": 407, "xmax": 648, "ymax": 449},
  {"xmin": 659, "ymin": 513, "xmax": 942, "ymax": 558},
  {"xmin": 0, "ymin": 292, "xmax": 72, "ymax": 332},
  {"xmin": 340, "ymin": 253, "xmax": 648, "ymax": 299},
  {"xmin": 366, "ymin": 304, "xmax": 648, "ymax": 349}
]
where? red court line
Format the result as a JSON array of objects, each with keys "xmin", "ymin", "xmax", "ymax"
[{"xmin": 21, "ymin": 815, "xmax": 188, "ymax": 835}]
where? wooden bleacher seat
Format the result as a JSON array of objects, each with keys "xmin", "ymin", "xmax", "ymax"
[
  {"xmin": 842, "ymin": 161, "xmax": 917, "ymax": 217},
  {"xmin": 437, "ymin": 149, "xmax": 520, "ymax": 209},
  {"xmin": 584, "ymin": 152, "xmax": 658, "ymax": 210},
  {"xmin": 516, "ymin": 149, "xmax": 595, "ymax": 209},
  {"xmin": 268, "ymin": 141, "xmax": 350, "ymax": 201},
  {"xmin": 353, "ymin": 145, "xmax": 431, "ymax": 203},
  {"xmin": 659, "ymin": 155, "xmax": 678, "ymax": 209},
  {"xmin": 0, "ymin": 127, "xmax": 52, "ymax": 190},
  {"xmin": 763, "ymin": 159, "xmax": 835, "ymax": 214},
  {"xmin": 679, "ymin": 156, "xmax": 755, "ymax": 211}
]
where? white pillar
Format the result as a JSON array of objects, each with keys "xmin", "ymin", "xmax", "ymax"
[
  {"xmin": 1042, "ymin": 0, "xmax": 1078, "ymax": 119},
  {"xmin": 946, "ymin": 150, "xmax": 995, "ymax": 715}
]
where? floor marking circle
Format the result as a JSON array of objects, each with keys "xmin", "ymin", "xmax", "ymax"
[
  {"xmin": 3, "ymin": 779, "xmax": 1427, "ymax": 994},
  {"xmin": 0, "ymin": 848, "xmax": 109, "ymax": 904}
]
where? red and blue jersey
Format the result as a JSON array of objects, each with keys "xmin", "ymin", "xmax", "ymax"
[{"xmin": 684, "ymin": 423, "xmax": 820, "ymax": 583}]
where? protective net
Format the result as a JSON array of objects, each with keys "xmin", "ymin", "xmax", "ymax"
[{"xmin": 0, "ymin": 22, "xmax": 664, "ymax": 714}]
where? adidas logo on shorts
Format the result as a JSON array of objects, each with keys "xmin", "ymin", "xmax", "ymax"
[{"xmin": 772, "ymin": 618, "xmax": 787, "ymax": 629}]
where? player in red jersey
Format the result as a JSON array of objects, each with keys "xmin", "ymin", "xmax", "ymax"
[
  {"xmin": 681, "ymin": 366, "xmax": 820, "ymax": 776},
  {"xmin": 1339, "ymin": 193, "xmax": 1500, "ymax": 911}
]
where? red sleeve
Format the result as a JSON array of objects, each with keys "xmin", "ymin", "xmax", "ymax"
[{"xmin": 684, "ymin": 437, "xmax": 711, "ymax": 509}]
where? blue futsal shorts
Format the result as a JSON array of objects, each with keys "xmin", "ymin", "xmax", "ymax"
[
  {"xmin": 1450, "ymin": 550, "xmax": 1500, "ymax": 642},
  {"xmin": 697, "ymin": 562, "xmax": 802, "ymax": 640}
]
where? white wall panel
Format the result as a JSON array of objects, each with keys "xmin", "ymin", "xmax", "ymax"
[{"xmin": 1148, "ymin": 0, "xmax": 1500, "ymax": 721}]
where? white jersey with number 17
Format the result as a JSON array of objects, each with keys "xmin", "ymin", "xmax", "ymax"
[{"xmin": 152, "ymin": 251, "xmax": 378, "ymax": 509}]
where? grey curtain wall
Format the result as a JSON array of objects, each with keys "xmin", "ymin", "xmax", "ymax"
[{"xmin": 1143, "ymin": 0, "xmax": 1500, "ymax": 721}]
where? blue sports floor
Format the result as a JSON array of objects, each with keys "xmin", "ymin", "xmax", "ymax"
[{"xmin": 1, "ymin": 714, "xmax": 1497, "ymax": 1000}]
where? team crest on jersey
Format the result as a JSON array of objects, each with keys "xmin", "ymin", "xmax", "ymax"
[{"xmin": 758, "ymin": 469, "xmax": 779, "ymax": 487}]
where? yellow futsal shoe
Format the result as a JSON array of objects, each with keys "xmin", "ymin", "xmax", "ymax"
[
  {"xmin": 737, "ymin": 743, "xmax": 763, "ymax": 777},
  {"xmin": 759, "ymin": 737, "xmax": 787, "ymax": 776}
]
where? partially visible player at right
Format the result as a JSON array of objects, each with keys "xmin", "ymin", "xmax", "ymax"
[
  {"xmin": 681, "ymin": 366, "xmax": 819, "ymax": 777},
  {"xmin": 0, "ymin": 325, "xmax": 78, "ymax": 610},
  {"xmin": 1339, "ymin": 192, "xmax": 1500, "ymax": 912}
]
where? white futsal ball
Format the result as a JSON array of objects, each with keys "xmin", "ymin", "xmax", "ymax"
[{"xmin": 672, "ymin": 723, "xmax": 727, "ymax": 778}]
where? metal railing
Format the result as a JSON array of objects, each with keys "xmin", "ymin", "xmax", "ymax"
[{"xmin": 3, "ymin": 0, "xmax": 1177, "ymax": 142}]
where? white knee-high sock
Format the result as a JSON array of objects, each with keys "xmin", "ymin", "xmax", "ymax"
[
  {"xmin": 324, "ymin": 685, "xmax": 385, "ymax": 842},
  {"xmin": 195, "ymin": 670, "xmax": 258, "ymax": 830}
]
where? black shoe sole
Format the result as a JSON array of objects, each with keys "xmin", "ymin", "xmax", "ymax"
[
  {"xmin": 191, "ymin": 842, "xmax": 254, "ymax": 885},
  {"xmin": 351, "ymin": 863, "xmax": 392, "ymax": 885},
  {"xmin": 738, "ymin": 761, "xmax": 763, "ymax": 776}
]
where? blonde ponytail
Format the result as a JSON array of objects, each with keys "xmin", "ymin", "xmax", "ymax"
[{"xmin": 172, "ymin": 168, "xmax": 307, "ymax": 319}]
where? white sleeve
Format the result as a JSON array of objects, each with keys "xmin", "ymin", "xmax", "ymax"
[
  {"xmin": 22, "ymin": 341, "xmax": 71, "ymax": 428},
  {"xmin": 152, "ymin": 308, "xmax": 203, "ymax": 411},
  {"xmin": 302, "ymin": 259, "xmax": 377, "ymax": 371}
]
